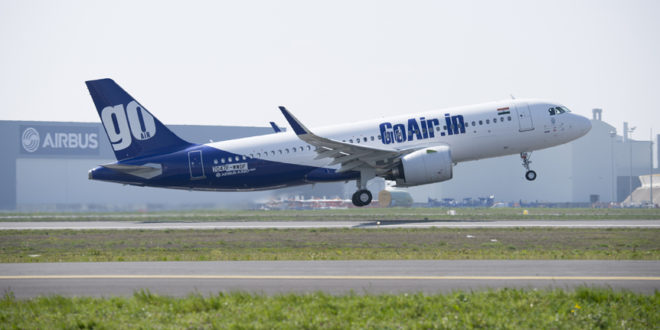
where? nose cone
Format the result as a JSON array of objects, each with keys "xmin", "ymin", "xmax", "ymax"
[{"xmin": 575, "ymin": 115, "xmax": 592, "ymax": 138}]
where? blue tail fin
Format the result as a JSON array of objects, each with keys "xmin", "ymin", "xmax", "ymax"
[{"xmin": 86, "ymin": 78, "xmax": 192, "ymax": 161}]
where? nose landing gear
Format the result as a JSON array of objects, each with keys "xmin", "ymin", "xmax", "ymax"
[{"xmin": 521, "ymin": 152, "xmax": 536, "ymax": 181}]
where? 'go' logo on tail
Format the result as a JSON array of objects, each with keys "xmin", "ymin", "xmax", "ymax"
[{"xmin": 101, "ymin": 101, "xmax": 156, "ymax": 151}]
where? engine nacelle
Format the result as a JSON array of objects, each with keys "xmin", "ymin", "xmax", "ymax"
[{"xmin": 392, "ymin": 145, "xmax": 453, "ymax": 187}]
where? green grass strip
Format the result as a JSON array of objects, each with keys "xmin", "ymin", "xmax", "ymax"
[
  {"xmin": 1, "ymin": 289, "xmax": 657, "ymax": 328},
  {"xmin": 2, "ymin": 228, "xmax": 658, "ymax": 262}
]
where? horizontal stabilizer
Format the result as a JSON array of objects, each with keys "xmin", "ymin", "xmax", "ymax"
[{"xmin": 101, "ymin": 163, "xmax": 162, "ymax": 179}]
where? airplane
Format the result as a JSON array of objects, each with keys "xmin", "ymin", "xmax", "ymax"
[{"xmin": 86, "ymin": 78, "xmax": 591, "ymax": 207}]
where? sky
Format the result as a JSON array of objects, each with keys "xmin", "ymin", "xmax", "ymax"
[{"xmin": 1, "ymin": 0, "xmax": 659, "ymax": 143}]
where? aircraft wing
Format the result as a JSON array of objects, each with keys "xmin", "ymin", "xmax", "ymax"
[{"xmin": 279, "ymin": 106, "xmax": 409, "ymax": 173}]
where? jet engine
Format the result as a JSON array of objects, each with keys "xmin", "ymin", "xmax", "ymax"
[{"xmin": 389, "ymin": 145, "xmax": 453, "ymax": 187}]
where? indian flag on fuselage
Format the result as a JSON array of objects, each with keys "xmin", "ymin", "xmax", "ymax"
[{"xmin": 497, "ymin": 107, "xmax": 510, "ymax": 115}]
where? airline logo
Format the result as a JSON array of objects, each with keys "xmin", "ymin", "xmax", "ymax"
[
  {"xmin": 101, "ymin": 101, "xmax": 156, "ymax": 151},
  {"xmin": 20, "ymin": 125, "xmax": 99, "ymax": 155},
  {"xmin": 379, "ymin": 114, "xmax": 466, "ymax": 144}
]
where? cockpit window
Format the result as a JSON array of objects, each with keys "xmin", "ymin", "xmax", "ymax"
[{"xmin": 549, "ymin": 106, "xmax": 571, "ymax": 116}]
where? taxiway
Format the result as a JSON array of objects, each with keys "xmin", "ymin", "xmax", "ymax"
[{"xmin": 2, "ymin": 260, "xmax": 658, "ymax": 297}]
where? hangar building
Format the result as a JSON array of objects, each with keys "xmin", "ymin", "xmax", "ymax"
[{"xmin": 0, "ymin": 121, "xmax": 344, "ymax": 211}]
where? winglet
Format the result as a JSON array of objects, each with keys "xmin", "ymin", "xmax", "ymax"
[
  {"xmin": 278, "ymin": 106, "xmax": 309, "ymax": 135},
  {"xmin": 269, "ymin": 121, "xmax": 282, "ymax": 133}
]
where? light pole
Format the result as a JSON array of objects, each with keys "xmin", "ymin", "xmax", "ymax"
[
  {"xmin": 628, "ymin": 126, "xmax": 636, "ymax": 205},
  {"xmin": 610, "ymin": 131, "xmax": 617, "ymax": 203}
]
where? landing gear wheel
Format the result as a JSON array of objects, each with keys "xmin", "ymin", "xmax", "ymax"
[
  {"xmin": 520, "ymin": 152, "xmax": 536, "ymax": 181},
  {"xmin": 525, "ymin": 170, "xmax": 537, "ymax": 181},
  {"xmin": 352, "ymin": 189, "xmax": 372, "ymax": 207}
]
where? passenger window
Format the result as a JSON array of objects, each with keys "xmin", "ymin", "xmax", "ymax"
[
  {"xmin": 285, "ymin": 148, "xmax": 289, "ymax": 153},
  {"xmin": 278, "ymin": 150, "xmax": 282, "ymax": 154},
  {"xmin": 292, "ymin": 148, "xmax": 296, "ymax": 153},
  {"xmin": 271, "ymin": 151, "xmax": 275, "ymax": 156},
  {"xmin": 364, "ymin": 137, "xmax": 367, "ymax": 142},
  {"xmin": 235, "ymin": 156, "xmax": 240, "ymax": 161},
  {"xmin": 443, "ymin": 125, "xmax": 447, "ymax": 130},
  {"xmin": 479, "ymin": 120, "xmax": 483, "ymax": 125},
  {"xmin": 493, "ymin": 118, "xmax": 497, "ymax": 123},
  {"xmin": 377, "ymin": 135, "xmax": 382, "ymax": 140},
  {"xmin": 356, "ymin": 138, "xmax": 360, "ymax": 144},
  {"xmin": 221, "ymin": 158, "xmax": 225, "ymax": 163},
  {"xmin": 307, "ymin": 146, "xmax": 311, "ymax": 151},
  {"xmin": 349, "ymin": 139, "xmax": 353, "ymax": 143},
  {"xmin": 300, "ymin": 147, "xmax": 304, "ymax": 152},
  {"xmin": 256, "ymin": 153, "xmax": 261, "ymax": 157},
  {"xmin": 508, "ymin": 116, "xmax": 512, "ymax": 121},
  {"xmin": 228, "ymin": 157, "xmax": 232, "ymax": 162},
  {"xmin": 436, "ymin": 127, "xmax": 440, "ymax": 131},
  {"xmin": 370, "ymin": 136, "xmax": 374, "ymax": 141},
  {"xmin": 486, "ymin": 119, "xmax": 490, "ymax": 124},
  {"xmin": 242, "ymin": 156, "xmax": 246, "ymax": 160},
  {"xmin": 464, "ymin": 123, "xmax": 469, "ymax": 127}
]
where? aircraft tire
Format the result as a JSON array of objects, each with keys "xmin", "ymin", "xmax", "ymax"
[
  {"xmin": 352, "ymin": 193, "xmax": 361, "ymax": 206},
  {"xmin": 352, "ymin": 189, "xmax": 372, "ymax": 207},
  {"xmin": 525, "ymin": 170, "xmax": 537, "ymax": 181}
]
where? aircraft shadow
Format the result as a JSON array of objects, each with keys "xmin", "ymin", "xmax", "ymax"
[{"xmin": 353, "ymin": 219, "xmax": 493, "ymax": 228}]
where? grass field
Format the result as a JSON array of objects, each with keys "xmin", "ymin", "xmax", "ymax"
[
  {"xmin": 1, "ymin": 288, "xmax": 657, "ymax": 328},
  {"xmin": 2, "ymin": 207, "xmax": 660, "ymax": 221},
  {"xmin": 2, "ymin": 227, "xmax": 657, "ymax": 262}
]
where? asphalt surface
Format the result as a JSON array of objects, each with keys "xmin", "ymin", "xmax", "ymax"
[
  {"xmin": 1, "ymin": 219, "xmax": 659, "ymax": 230},
  {"xmin": 1, "ymin": 260, "xmax": 658, "ymax": 297}
]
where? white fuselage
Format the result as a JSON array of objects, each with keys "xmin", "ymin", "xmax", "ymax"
[{"xmin": 208, "ymin": 99, "xmax": 591, "ymax": 170}]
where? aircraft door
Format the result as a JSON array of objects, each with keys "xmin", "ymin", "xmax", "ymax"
[
  {"xmin": 188, "ymin": 150, "xmax": 206, "ymax": 179},
  {"xmin": 515, "ymin": 103, "xmax": 534, "ymax": 132}
]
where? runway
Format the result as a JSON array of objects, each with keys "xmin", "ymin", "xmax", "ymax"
[
  {"xmin": 2, "ymin": 260, "xmax": 658, "ymax": 297},
  {"xmin": 1, "ymin": 219, "xmax": 659, "ymax": 230}
]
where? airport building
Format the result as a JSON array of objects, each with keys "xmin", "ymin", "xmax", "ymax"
[
  {"xmin": 1, "ymin": 108, "xmax": 656, "ymax": 210},
  {"xmin": 0, "ymin": 121, "xmax": 344, "ymax": 211}
]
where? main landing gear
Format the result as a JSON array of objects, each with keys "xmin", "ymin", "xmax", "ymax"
[
  {"xmin": 520, "ymin": 152, "xmax": 536, "ymax": 181},
  {"xmin": 352, "ymin": 189, "xmax": 372, "ymax": 207},
  {"xmin": 352, "ymin": 169, "xmax": 375, "ymax": 207}
]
